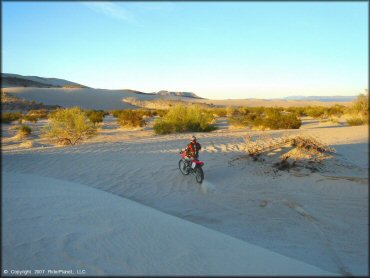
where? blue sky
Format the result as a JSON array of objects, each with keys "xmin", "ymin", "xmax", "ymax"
[{"xmin": 2, "ymin": 2, "xmax": 368, "ymax": 99}]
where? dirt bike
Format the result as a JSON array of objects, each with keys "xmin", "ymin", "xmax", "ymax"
[{"xmin": 178, "ymin": 150, "xmax": 204, "ymax": 184}]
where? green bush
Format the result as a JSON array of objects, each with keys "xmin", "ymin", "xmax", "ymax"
[
  {"xmin": 2, "ymin": 112, "xmax": 23, "ymax": 124},
  {"xmin": 325, "ymin": 105, "xmax": 345, "ymax": 117},
  {"xmin": 210, "ymin": 107, "xmax": 227, "ymax": 117},
  {"xmin": 346, "ymin": 116, "xmax": 367, "ymax": 126},
  {"xmin": 43, "ymin": 107, "xmax": 97, "ymax": 145},
  {"xmin": 284, "ymin": 107, "xmax": 308, "ymax": 117},
  {"xmin": 259, "ymin": 110, "xmax": 302, "ymax": 129},
  {"xmin": 352, "ymin": 94, "xmax": 368, "ymax": 115},
  {"xmin": 23, "ymin": 115, "xmax": 38, "ymax": 123},
  {"xmin": 153, "ymin": 105, "xmax": 216, "ymax": 135},
  {"xmin": 17, "ymin": 124, "xmax": 32, "ymax": 137},
  {"xmin": 229, "ymin": 115, "xmax": 248, "ymax": 128},
  {"xmin": 117, "ymin": 110, "xmax": 146, "ymax": 128},
  {"xmin": 86, "ymin": 110, "xmax": 107, "ymax": 124},
  {"xmin": 305, "ymin": 106, "xmax": 327, "ymax": 119},
  {"xmin": 154, "ymin": 109, "xmax": 169, "ymax": 117}
]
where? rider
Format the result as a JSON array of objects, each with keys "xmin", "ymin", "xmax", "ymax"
[{"xmin": 185, "ymin": 135, "xmax": 202, "ymax": 163}]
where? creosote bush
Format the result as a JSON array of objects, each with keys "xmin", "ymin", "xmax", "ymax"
[
  {"xmin": 229, "ymin": 107, "xmax": 301, "ymax": 130},
  {"xmin": 42, "ymin": 107, "xmax": 97, "ymax": 145},
  {"xmin": 346, "ymin": 116, "xmax": 366, "ymax": 126},
  {"xmin": 85, "ymin": 110, "xmax": 107, "ymax": 124},
  {"xmin": 153, "ymin": 105, "xmax": 216, "ymax": 135},
  {"xmin": 116, "ymin": 110, "xmax": 146, "ymax": 128},
  {"xmin": 2, "ymin": 112, "xmax": 23, "ymax": 124},
  {"xmin": 16, "ymin": 124, "xmax": 32, "ymax": 138}
]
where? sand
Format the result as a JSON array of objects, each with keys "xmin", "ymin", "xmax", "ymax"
[
  {"xmin": 3, "ymin": 87, "xmax": 352, "ymax": 110},
  {"xmin": 2, "ymin": 114, "xmax": 368, "ymax": 275},
  {"xmin": 3, "ymin": 171, "xmax": 336, "ymax": 275}
]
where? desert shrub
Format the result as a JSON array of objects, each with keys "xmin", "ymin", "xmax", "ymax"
[
  {"xmin": 325, "ymin": 105, "xmax": 345, "ymax": 117},
  {"xmin": 23, "ymin": 114, "xmax": 38, "ymax": 123},
  {"xmin": 154, "ymin": 109, "xmax": 169, "ymax": 117},
  {"xmin": 284, "ymin": 107, "xmax": 308, "ymax": 117},
  {"xmin": 229, "ymin": 115, "xmax": 248, "ymax": 128},
  {"xmin": 246, "ymin": 109, "xmax": 301, "ymax": 130},
  {"xmin": 346, "ymin": 116, "xmax": 366, "ymax": 126},
  {"xmin": 305, "ymin": 106, "xmax": 327, "ymax": 119},
  {"xmin": 2, "ymin": 112, "xmax": 23, "ymax": 124},
  {"xmin": 117, "ymin": 110, "xmax": 146, "ymax": 128},
  {"xmin": 43, "ymin": 107, "xmax": 97, "ymax": 145},
  {"xmin": 226, "ymin": 107, "xmax": 238, "ymax": 117},
  {"xmin": 352, "ymin": 93, "xmax": 369, "ymax": 115},
  {"xmin": 85, "ymin": 110, "xmax": 107, "ymax": 124},
  {"xmin": 28, "ymin": 109, "xmax": 49, "ymax": 119},
  {"xmin": 16, "ymin": 125, "xmax": 32, "ymax": 138},
  {"xmin": 259, "ymin": 110, "xmax": 302, "ymax": 130},
  {"xmin": 153, "ymin": 105, "xmax": 216, "ymax": 135},
  {"xmin": 211, "ymin": 107, "xmax": 227, "ymax": 117}
]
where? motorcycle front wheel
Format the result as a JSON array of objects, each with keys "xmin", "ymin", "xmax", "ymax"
[
  {"xmin": 179, "ymin": 159, "xmax": 190, "ymax": 175},
  {"xmin": 195, "ymin": 167, "xmax": 204, "ymax": 184}
]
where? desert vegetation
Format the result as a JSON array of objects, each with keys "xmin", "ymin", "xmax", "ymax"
[
  {"xmin": 16, "ymin": 125, "xmax": 32, "ymax": 138},
  {"xmin": 85, "ymin": 110, "xmax": 108, "ymax": 124},
  {"xmin": 123, "ymin": 97, "xmax": 211, "ymax": 110},
  {"xmin": 2, "ymin": 112, "xmax": 23, "ymax": 124},
  {"xmin": 112, "ymin": 110, "xmax": 147, "ymax": 128},
  {"xmin": 153, "ymin": 105, "xmax": 216, "ymax": 135},
  {"xmin": 245, "ymin": 134, "xmax": 336, "ymax": 171},
  {"xmin": 345, "ymin": 93, "xmax": 369, "ymax": 126},
  {"xmin": 42, "ymin": 107, "xmax": 97, "ymax": 145},
  {"xmin": 228, "ymin": 107, "xmax": 302, "ymax": 130}
]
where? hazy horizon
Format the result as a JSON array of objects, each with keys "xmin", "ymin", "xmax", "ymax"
[{"xmin": 3, "ymin": 2, "xmax": 368, "ymax": 99}]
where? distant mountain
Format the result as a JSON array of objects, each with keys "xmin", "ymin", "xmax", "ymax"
[
  {"xmin": 284, "ymin": 95, "xmax": 357, "ymax": 102},
  {"xmin": 156, "ymin": 90, "xmax": 202, "ymax": 99},
  {"xmin": 1, "ymin": 73, "xmax": 89, "ymax": 88}
]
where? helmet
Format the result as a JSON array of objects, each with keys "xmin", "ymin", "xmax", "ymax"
[{"xmin": 191, "ymin": 135, "xmax": 197, "ymax": 142}]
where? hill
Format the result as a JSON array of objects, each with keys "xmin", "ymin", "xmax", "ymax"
[
  {"xmin": 155, "ymin": 90, "xmax": 202, "ymax": 99},
  {"xmin": 1, "ymin": 73, "xmax": 89, "ymax": 88},
  {"xmin": 284, "ymin": 95, "xmax": 357, "ymax": 102}
]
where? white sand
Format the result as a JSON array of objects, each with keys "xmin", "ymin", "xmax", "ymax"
[
  {"xmin": 3, "ymin": 171, "xmax": 335, "ymax": 276},
  {"xmin": 2, "ymin": 116, "xmax": 368, "ymax": 275},
  {"xmin": 3, "ymin": 87, "xmax": 351, "ymax": 110}
]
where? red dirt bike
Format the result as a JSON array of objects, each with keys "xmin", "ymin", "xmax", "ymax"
[{"xmin": 178, "ymin": 150, "xmax": 204, "ymax": 184}]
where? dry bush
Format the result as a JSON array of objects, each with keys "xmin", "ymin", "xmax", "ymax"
[
  {"xmin": 19, "ymin": 140, "xmax": 33, "ymax": 148},
  {"xmin": 245, "ymin": 134, "xmax": 335, "ymax": 170}
]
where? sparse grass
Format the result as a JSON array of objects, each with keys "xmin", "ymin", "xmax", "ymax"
[{"xmin": 153, "ymin": 105, "xmax": 216, "ymax": 135}]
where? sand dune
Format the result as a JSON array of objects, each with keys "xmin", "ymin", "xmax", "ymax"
[
  {"xmin": 2, "ymin": 115, "xmax": 368, "ymax": 275},
  {"xmin": 2, "ymin": 87, "xmax": 352, "ymax": 110},
  {"xmin": 3, "ymin": 171, "xmax": 336, "ymax": 275}
]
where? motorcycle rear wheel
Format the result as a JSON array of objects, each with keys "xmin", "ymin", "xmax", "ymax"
[
  {"xmin": 178, "ymin": 160, "xmax": 190, "ymax": 175},
  {"xmin": 195, "ymin": 167, "xmax": 204, "ymax": 184}
]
